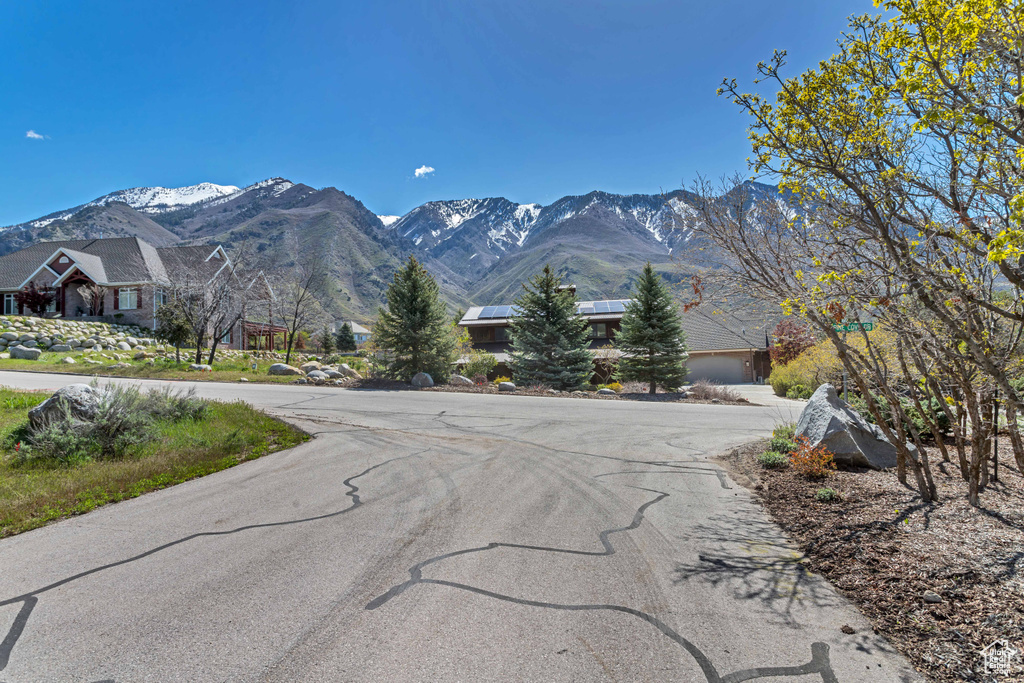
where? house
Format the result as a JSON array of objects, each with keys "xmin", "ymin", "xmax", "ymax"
[
  {"xmin": 457, "ymin": 299, "xmax": 628, "ymax": 381},
  {"xmin": 679, "ymin": 310, "xmax": 772, "ymax": 384},
  {"xmin": 333, "ymin": 320, "xmax": 371, "ymax": 344},
  {"xmin": 0, "ymin": 236, "xmax": 273, "ymax": 350},
  {"xmin": 457, "ymin": 296, "xmax": 772, "ymax": 384}
]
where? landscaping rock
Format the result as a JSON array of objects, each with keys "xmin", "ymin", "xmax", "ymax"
[
  {"xmin": 239, "ymin": 377, "xmax": 249, "ymax": 382},
  {"xmin": 339, "ymin": 364, "xmax": 362, "ymax": 380},
  {"xmin": 795, "ymin": 384, "xmax": 902, "ymax": 470},
  {"xmin": 0, "ymin": 332, "xmax": 18, "ymax": 342},
  {"xmin": 60, "ymin": 357, "xmax": 76, "ymax": 364},
  {"xmin": 133, "ymin": 351, "xmax": 149, "ymax": 360},
  {"xmin": 324, "ymin": 369, "xmax": 345, "ymax": 379},
  {"xmin": 9, "ymin": 346, "xmax": 41, "ymax": 360},
  {"xmin": 307, "ymin": 370, "xmax": 329, "ymax": 380},
  {"xmin": 268, "ymin": 363, "xmax": 304, "ymax": 376},
  {"xmin": 411, "ymin": 372, "xmax": 434, "ymax": 387},
  {"xmin": 498, "ymin": 381, "xmax": 516, "ymax": 392},
  {"xmin": 299, "ymin": 361, "xmax": 322, "ymax": 373},
  {"xmin": 449, "ymin": 375, "xmax": 474, "ymax": 386},
  {"xmin": 50, "ymin": 344, "xmax": 72, "ymax": 352},
  {"xmin": 116, "ymin": 341, "xmax": 132, "ymax": 351},
  {"xmin": 28, "ymin": 384, "xmax": 105, "ymax": 431},
  {"xmin": 923, "ymin": 591, "xmax": 942, "ymax": 604},
  {"xmin": 111, "ymin": 362, "xmax": 132, "ymax": 369},
  {"xmin": 22, "ymin": 340, "xmax": 38, "ymax": 348},
  {"xmin": 188, "ymin": 364, "xmax": 213, "ymax": 372},
  {"xmin": 126, "ymin": 336, "xmax": 138, "ymax": 347},
  {"xmin": 597, "ymin": 388, "xmax": 617, "ymax": 395}
]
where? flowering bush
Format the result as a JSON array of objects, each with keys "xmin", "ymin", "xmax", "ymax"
[{"xmin": 790, "ymin": 436, "xmax": 836, "ymax": 479}]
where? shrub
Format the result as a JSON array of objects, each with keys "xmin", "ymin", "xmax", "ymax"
[
  {"xmin": 815, "ymin": 487, "xmax": 841, "ymax": 503},
  {"xmin": 471, "ymin": 374, "xmax": 488, "ymax": 386},
  {"xmin": 790, "ymin": 436, "xmax": 836, "ymax": 479},
  {"xmin": 757, "ymin": 450, "xmax": 789, "ymax": 469},
  {"xmin": 463, "ymin": 351, "xmax": 498, "ymax": 380},
  {"xmin": 140, "ymin": 386, "xmax": 207, "ymax": 422},
  {"xmin": 493, "ymin": 375, "xmax": 512, "ymax": 385},
  {"xmin": 769, "ymin": 436, "xmax": 798, "ymax": 454},
  {"xmin": 773, "ymin": 423, "xmax": 796, "ymax": 440},
  {"xmin": 687, "ymin": 379, "xmax": 741, "ymax": 401},
  {"xmin": 786, "ymin": 384, "xmax": 814, "ymax": 400},
  {"xmin": 603, "ymin": 382, "xmax": 623, "ymax": 393}
]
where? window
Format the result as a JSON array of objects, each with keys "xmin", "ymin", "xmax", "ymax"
[
  {"xmin": 221, "ymin": 329, "xmax": 232, "ymax": 344},
  {"xmin": 46, "ymin": 296, "xmax": 59, "ymax": 314},
  {"xmin": 155, "ymin": 288, "xmax": 169, "ymax": 306},
  {"xmin": 118, "ymin": 288, "xmax": 138, "ymax": 310},
  {"xmin": 58, "ymin": 256, "xmax": 70, "ymax": 264},
  {"xmin": 591, "ymin": 323, "xmax": 608, "ymax": 338},
  {"xmin": 2, "ymin": 293, "xmax": 15, "ymax": 315}
]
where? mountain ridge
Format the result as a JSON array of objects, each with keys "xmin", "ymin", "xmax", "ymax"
[{"xmin": 1, "ymin": 177, "xmax": 782, "ymax": 320}]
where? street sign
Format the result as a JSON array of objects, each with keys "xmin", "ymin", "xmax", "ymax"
[{"xmin": 833, "ymin": 321, "xmax": 873, "ymax": 332}]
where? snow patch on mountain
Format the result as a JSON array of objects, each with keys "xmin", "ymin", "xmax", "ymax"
[
  {"xmin": 377, "ymin": 215, "xmax": 400, "ymax": 227},
  {"xmin": 86, "ymin": 183, "xmax": 241, "ymax": 214}
]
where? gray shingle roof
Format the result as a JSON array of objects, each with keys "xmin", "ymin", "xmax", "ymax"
[
  {"xmin": 0, "ymin": 237, "xmax": 225, "ymax": 290},
  {"xmin": 681, "ymin": 310, "xmax": 771, "ymax": 352}
]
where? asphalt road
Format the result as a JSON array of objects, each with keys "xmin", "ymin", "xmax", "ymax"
[{"xmin": 0, "ymin": 372, "xmax": 920, "ymax": 682}]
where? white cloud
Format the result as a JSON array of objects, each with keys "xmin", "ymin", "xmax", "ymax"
[
  {"xmin": 25, "ymin": 130, "xmax": 46, "ymax": 140},
  {"xmin": 414, "ymin": 165, "xmax": 435, "ymax": 178}
]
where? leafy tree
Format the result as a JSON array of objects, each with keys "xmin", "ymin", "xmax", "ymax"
[
  {"xmin": 15, "ymin": 282, "xmax": 56, "ymax": 317},
  {"xmin": 274, "ymin": 255, "xmax": 328, "ymax": 366},
  {"xmin": 508, "ymin": 265, "xmax": 593, "ymax": 390},
  {"xmin": 336, "ymin": 322, "xmax": 357, "ymax": 352},
  {"xmin": 374, "ymin": 256, "xmax": 458, "ymax": 382},
  {"xmin": 769, "ymin": 319, "xmax": 815, "ymax": 367},
  {"xmin": 155, "ymin": 300, "xmax": 191, "ymax": 363},
  {"xmin": 614, "ymin": 263, "xmax": 688, "ymax": 394}
]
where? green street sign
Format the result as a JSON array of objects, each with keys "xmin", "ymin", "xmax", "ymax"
[{"xmin": 833, "ymin": 321, "xmax": 874, "ymax": 332}]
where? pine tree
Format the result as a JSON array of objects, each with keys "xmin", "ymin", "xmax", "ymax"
[
  {"xmin": 320, "ymin": 324, "xmax": 337, "ymax": 356},
  {"xmin": 375, "ymin": 256, "xmax": 458, "ymax": 382},
  {"xmin": 508, "ymin": 265, "xmax": 594, "ymax": 390},
  {"xmin": 336, "ymin": 322, "xmax": 357, "ymax": 351},
  {"xmin": 615, "ymin": 263, "xmax": 688, "ymax": 394}
]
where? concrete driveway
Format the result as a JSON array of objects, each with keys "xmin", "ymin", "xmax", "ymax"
[{"xmin": 0, "ymin": 372, "xmax": 918, "ymax": 682}]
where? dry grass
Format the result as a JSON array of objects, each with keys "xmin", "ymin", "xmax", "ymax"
[{"xmin": 0, "ymin": 387, "xmax": 307, "ymax": 537}]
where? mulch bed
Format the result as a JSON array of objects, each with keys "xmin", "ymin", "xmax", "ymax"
[{"xmin": 719, "ymin": 440, "xmax": 1024, "ymax": 682}]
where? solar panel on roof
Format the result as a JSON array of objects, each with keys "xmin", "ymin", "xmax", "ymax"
[
  {"xmin": 578, "ymin": 304, "xmax": 595, "ymax": 315},
  {"xmin": 480, "ymin": 306, "xmax": 498, "ymax": 318},
  {"xmin": 609, "ymin": 301, "xmax": 626, "ymax": 313},
  {"xmin": 593, "ymin": 301, "xmax": 610, "ymax": 314}
]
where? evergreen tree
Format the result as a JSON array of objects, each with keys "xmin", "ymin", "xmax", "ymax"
[
  {"xmin": 319, "ymin": 324, "xmax": 337, "ymax": 356},
  {"xmin": 508, "ymin": 265, "xmax": 594, "ymax": 390},
  {"xmin": 336, "ymin": 322, "xmax": 357, "ymax": 351},
  {"xmin": 375, "ymin": 256, "xmax": 458, "ymax": 382},
  {"xmin": 614, "ymin": 263, "xmax": 688, "ymax": 394}
]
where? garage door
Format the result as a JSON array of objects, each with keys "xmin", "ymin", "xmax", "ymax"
[{"xmin": 685, "ymin": 355, "xmax": 745, "ymax": 384}]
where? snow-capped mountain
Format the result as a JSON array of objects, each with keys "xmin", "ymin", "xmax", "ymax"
[
  {"xmin": 377, "ymin": 215, "xmax": 401, "ymax": 227},
  {"xmin": 9, "ymin": 181, "xmax": 241, "ymax": 231}
]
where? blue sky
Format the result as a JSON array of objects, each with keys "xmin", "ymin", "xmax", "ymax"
[{"xmin": 0, "ymin": 0, "xmax": 871, "ymax": 225}]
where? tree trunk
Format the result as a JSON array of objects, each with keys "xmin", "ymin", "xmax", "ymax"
[
  {"xmin": 207, "ymin": 339, "xmax": 218, "ymax": 365},
  {"xmin": 649, "ymin": 381, "xmax": 656, "ymax": 395},
  {"xmin": 194, "ymin": 333, "xmax": 205, "ymax": 365},
  {"xmin": 175, "ymin": 344, "xmax": 181, "ymax": 363},
  {"xmin": 285, "ymin": 331, "xmax": 295, "ymax": 366}
]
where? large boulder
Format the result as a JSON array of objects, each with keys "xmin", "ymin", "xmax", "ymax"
[
  {"xmin": 307, "ymin": 370, "xmax": 329, "ymax": 380},
  {"xmin": 188, "ymin": 364, "xmax": 213, "ymax": 372},
  {"xmin": 9, "ymin": 346, "xmax": 41, "ymax": 360},
  {"xmin": 268, "ymin": 363, "xmax": 304, "ymax": 376},
  {"xmin": 28, "ymin": 384, "xmax": 106, "ymax": 431},
  {"xmin": 411, "ymin": 372, "xmax": 434, "ymax": 387},
  {"xmin": 116, "ymin": 341, "xmax": 132, "ymax": 351},
  {"xmin": 795, "ymin": 384, "xmax": 901, "ymax": 470},
  {"xmin": 498, "ymin": 381, "xmax": 517, "ymax": 392},
  {"xmin": 0, "ymin": 332, "xmax": 18, "ymax": 342},
  {"xmin": 448, "ymin": 375, "xmax": 474, "ymax": 386},
  {"xmin": 324, "ymin": 369, "xmax": 345, "ymax": 379},
  {"xmin": 299, "ymin": 361, "xmax": 322, "ymax": 374},
  {"xmin": 49, "ymin": 344, "xmax": 72, "ymax": 352}
]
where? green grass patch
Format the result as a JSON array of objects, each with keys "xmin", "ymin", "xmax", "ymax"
[
  {"xmin": 0, "ymin": 389, "xmax": 308, "ymax": 537},
  {"xmin": 0, "ymin": 353, "xmax": 302, "ymax": 384}
]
